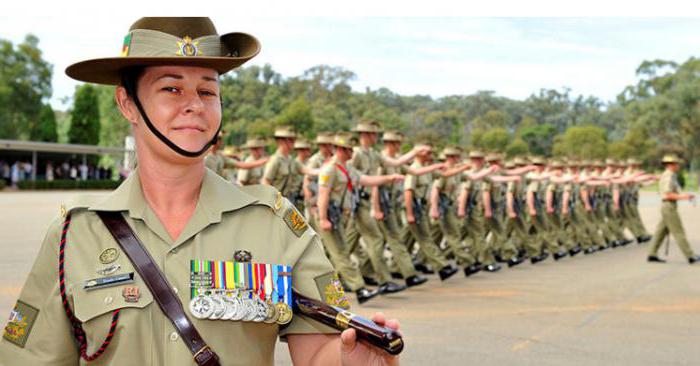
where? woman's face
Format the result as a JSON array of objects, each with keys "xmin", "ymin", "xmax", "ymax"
[{"xmin": 117, "ymin": 65, "xmax": 221, "ymax": 163}]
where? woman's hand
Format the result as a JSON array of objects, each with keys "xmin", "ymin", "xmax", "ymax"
[{"xmin": 340, "ymin": 312, "xmax": 401, "ymax": 366}]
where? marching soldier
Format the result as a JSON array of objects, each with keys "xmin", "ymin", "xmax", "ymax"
[
  {"xmin": 236, "ymin": 136, "xmax": 267, "ymax": 185},
  {"xmin": 525, "ymin": 157, "xmax": 556, "ymax": 263},
  {"xmin": 303, "ymin": 132, "xmax": 334, "ymax": 227},
  {"xmin": 647, "ymin": 154, "xmax": 699, "ymax": 264},
  {"xmin": 621, "ymin": 159, "xmax": 653, "ymax": 243},
  {"xmin": 317, "ymin": 132, "xmax": 406, "ymax": 303},
  {"xmin": 205, "ymin": 130, "xmax": 268, "ymax": 180}
]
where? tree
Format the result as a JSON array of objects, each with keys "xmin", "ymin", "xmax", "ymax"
[
  {"xmin": 506, "ymin": 138, "xmax": 529, "ymax": 158},
  {"xmin": 552, "ymin": 125, "xmax": 607, "ymax": 159},
  {"xmin": 68, "ymin": 84, "xmax": 101, "ymax": 145},
  {"xmin": 30, "ymin": 104, "xmax": 58, "ymax": 142},
  {"xmin": 276, "ymin": 97, "xmax": 314, "ymax": 137},
  {"xmin": 479, "ymin": 128, "xmax": 511, "ymax": 152},
  {"xmin": 0, "ymin": 34, "xmax": 53, "ymax": 140},
  {"xmin": 519, "ymin": 123, "xmax": 557, "ymax": 157}
]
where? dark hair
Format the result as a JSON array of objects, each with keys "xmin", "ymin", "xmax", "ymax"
[{"xmin": 120, "ymin": 66, "xmax": 146, "ymax": 98}]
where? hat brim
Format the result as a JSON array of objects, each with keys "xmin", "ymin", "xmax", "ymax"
[{"xmin": 66, "ymin": 32, "xmax": 260, "ymax": 85}]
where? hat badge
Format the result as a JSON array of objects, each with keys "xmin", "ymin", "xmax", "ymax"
[{"xmin": 176, "ymin": 36, "xmax": 199, "ymax": 57}]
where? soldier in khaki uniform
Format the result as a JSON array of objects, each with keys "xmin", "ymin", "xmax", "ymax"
[
  {"xmin": 289, "ymin": 139, "xmax": 313, "ymax": 212},
  {"xmin": 429, "ymin": 146, "xmax": 481, "ymax": 276},
  {"xmin": 504, "ymin": 157, "xmax": 540, "ymax": 260},
  {"xmin": 622, "ymin": 158, "xmax": 653, "ymax": 243},
  {"xmin": 544, "ymin": 160, "xmax": 574, "ymax": 260},
  {"xmin": 303, "ymin": 132, "xmax": 334, "ymax": 225},
  {"xmin": 0, "ymin": 17, "xmax": 400, "ymax": 366},
  {"xmin": 205, "ymin": 131, "xmax": 268, "ymax": 181},
  {"xmin": 262, "ymin": 126, "xmax": 317, "ymax": 211},
  {"xmin": 236, "ymin": 137, "xmax": 268, "ymax": 185},
  {"xmin": 316, "ymin": 132, "xmax": 406, "ymax": 303},
  {"xmin": 647, "ymin": 154, "xmax": 699, "ymax": 264},
  {"xmin": 404, "ymin": 143, "xmax": 459, "ymax": 280},
  {"xmin": 524, "ymin": 157, "xmax": 554, "ymax": 263},
  {"xmin": 345, "ymin": 121, "xmax": 433, "ymax": 294}
]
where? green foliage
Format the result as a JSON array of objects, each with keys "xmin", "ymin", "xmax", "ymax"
[
  {"xmin": 506, "ymin": 138, "xmax": 529, "ymax": 158},
  {"xmin": 17, "ymin": 179, "xmax": 121, "ymax": 190},
  {"xmin": 552, "ymin": 125, "xmax": 608, "ymax": 159},
  {"xmin": 0, "ymin": 35, "xmax": 53, "ymax": 140},
  {"xmin": 30, "ymin": 104, "xmax": 58, "ymax": 142},
  {"xmin": 276, "ymin": 97, "xmax": 314, "ymax": 137},
  {"xmin": 479, "ymin": 128, "xmax": 511, "ymax": 152},
  {"xmin": 68, "ymin": 84, "xmax": 101, "ymax": 145},
  {"xmin": 519, "ymin": 123, "xmax": 557, "ymax": 157}
]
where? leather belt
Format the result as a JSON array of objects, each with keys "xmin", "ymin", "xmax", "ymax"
[{"xmin": 97, "ymin": 211, "xmax": 221, "ymax": 366}]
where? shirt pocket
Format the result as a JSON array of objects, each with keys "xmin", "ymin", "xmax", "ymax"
[{"xmin": 71, "ymin": 274, "xmax": 154, "ymax": 322}]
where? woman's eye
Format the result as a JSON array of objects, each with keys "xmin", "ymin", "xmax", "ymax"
[
  {"xmin": 199, "ymin": 90, "xmax": 217, "ymax": 97},
  {"xmin": 161, "ymin": 86, "xmax": 180, "ymax": 93}
]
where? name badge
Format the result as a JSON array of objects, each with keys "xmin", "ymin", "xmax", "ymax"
[{"xmin": 84, "ymin": 272, "xmax": 135, "ymax": 291}]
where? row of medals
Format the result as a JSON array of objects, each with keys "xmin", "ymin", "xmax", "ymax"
[{"xmin": 189, "ymin": 289, "xmax": 292, "ymax": 325}]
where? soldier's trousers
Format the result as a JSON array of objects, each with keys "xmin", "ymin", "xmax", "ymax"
[
  {"xmin": 407, "ymin": 215, "xmax": 450, "ymax": 271},
  {"xmin": 542, "ymin": 213, "xmax": 565, "ymax": 253},
  {"xmin": 649, "ymin": 203, "xmax": 695, "ymax": 259},
  {"xmin": 463, "ymin": 206, "xmax": 492, "ymax": 265},
  {"xmin": 595, "ymin": 206, "xmax": 617, "ymax": 243},
  {"xmin": 438, "ymin": 208, "xmax": 477, "ymax": 266},
  {"xmin": 486, "ymin": 214, "xmax": 519, "ymax": 260},
  {"xmin": 317, "ymin": 217, "xmax": 366, "ymax": 291},
  {"xmin": 346, "ymin": 204, "xmax": 393, "ymax": 284},
  {"xmin": 623, "ymin": 202, "xmax": 649, "ymax": 238},
  {"xmin": 377, "ymin": 210, "xmax": 419, "ymax": 279},
  {"xmin": 574, "ymin": 205, "xmax": 606, "ymax": 249},
  {"xmin": 506, "ymin": 214, "xmax": 539, "ymax": 257}
]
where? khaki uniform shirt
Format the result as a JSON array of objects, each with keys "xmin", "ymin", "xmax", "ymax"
[
  {"xmin": 0, "ymin": 169, "xmax": 339, "ymax": 366},
  {"xmin": 204, "ymin": 152, "xmax": 237, "ymax": 179},
  {"xmin": 318, "ymin": 157, "xmax": 361, "ymax": 212},
  {"xmin": 434, "ymin": 170, "xmax": 461, "ymax": 202},
  {"xmin": 659, "ymin": 170, "xmax": 679, "ymax": 204},
  {"xmin": 263, "ymin": 152, "xmax": 303, "ymax": 197},
  {"xmin": 378, "ymin": 151, "xmax": 407, "ymax": 210},
  {"xmin": 404, "ymin": 161, "xmax": 432, "ymax": 202},
  {"xmin": 349, "ymin": 147, "xmax": 387, "ymax": 177},
  {"xmin": 237, "ymin": 154, "xmax": 264, "ymax": 185}
]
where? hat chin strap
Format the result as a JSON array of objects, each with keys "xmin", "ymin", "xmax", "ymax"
[{"xmin": 132, "ymin": 94, "xmax": 221, "ymax": 158}]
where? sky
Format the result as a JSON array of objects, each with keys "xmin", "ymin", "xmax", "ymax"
[{"xmin": 1, "ymin": 16, "xmax": 699, "ymax": 111}]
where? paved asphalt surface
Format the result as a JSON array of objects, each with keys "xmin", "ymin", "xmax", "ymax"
[{"xmin": 0, "ymin": 190, "xmax": 698, "ymax": 365}]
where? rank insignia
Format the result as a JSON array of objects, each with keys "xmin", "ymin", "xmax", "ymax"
[
  {"xmin": 274, "ymin": 192, "xmax": 283, "ymax": 212},
  {"xmin": 96, "ymin": 264, "xmax": 121, "ymax": 276},
  {"xmin": 122, "ymin": 286, "xmax": 141, "ymax": 303},
  {"xmin": 3, "ymin": 300, "xmax": 39, "ymax": 348},
  {"xmin": 283, "ymin": 208, "xmax": 308, "ymax": 238},
  {"xmin": 176, "ymin": 36, "xmax": 199, "ymax": 57},
  {"xmin": 319, "ymin": 174, "xmax": 330, "ymax": 184},
  {"xmin": 314, "ymin": 272, "xmax": 350, "ymax": 310},
  {"xmin": 234, "ymin": 250, "xmax": 252, "ymax": 262}
]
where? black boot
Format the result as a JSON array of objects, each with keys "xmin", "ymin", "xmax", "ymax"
[
  {"xmin": 688, "ymin": 255, "xmax": 700, "ymax": 264},
  {"xmin": 553, "ymin": 251, "xmax": 568, "ymax": 261},
  {"xmin": 569, "ymin": 245, "xmax": 582, "ymax": 257},
  {"xmin": 363, "ymin": 276, "xmax": 379, "ymax": 286},
  {"xmin": 483, "ymin": 263, "xmax": 502, "ymax": 272},
  {"xmin": 584, "ymin": 247, "xmax": 597, "ymax": 255},
  {"xmin": 507, "ymin": 256, "xmax": 525, "ymax": 267},
  {"xmin": 414, "ymin": 262, "xmax": 435, "ymax": 275},
  {"xmin": 356, "ymin": 287, "xmax": 380, "ymax": 304},
  {"xmin": 438, "ymin": 264, "xmax": 459, "ymax": 281},
  {"xmin": 378, "ymin": 281, "xmax": 407, "ymax": 295},
  {"xmin": 530, "ymin": 252, "xmax": 549, "ymax": 264},
  {"xmin": 647, "ymin": 255, "xmax": 666, "ymax": 263},
  {"xmin": 406, "ymin": 275, "xmax": 428, "ymax": 287},
  {"xmin": 464, "ymin": 264, "xmax": 482, "ymax": 276}
]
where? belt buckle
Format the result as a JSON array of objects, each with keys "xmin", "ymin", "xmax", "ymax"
[{"xmin": 193, "ymin": 345, "xmax": 212, "ymax": 362}]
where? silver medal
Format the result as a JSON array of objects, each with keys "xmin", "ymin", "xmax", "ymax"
[
  {"xmin": 220, "ymin": 294, "xmax": 239, "ymax": 320},
  {"xmin": 253, "ymin": 298, "xmax": 268, "ymax": 322},
  {"xmin": 242, "ymin": 298, "xmax": 257, "ymax": 322},
  {"xmin": 189, "ymin": 294, "xmax": 214, "ymax": 319},
  {"xmin": 208, "ymin": 295, "xmax": 226, "ymax": 320}
]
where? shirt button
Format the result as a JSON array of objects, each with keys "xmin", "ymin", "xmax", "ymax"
[
  {"xmin": 173, "ymin": 287, "xmax": 179, "ymax": 294},
  {"xmin": 170, "ymin": 332, "xmax": 179, "ymax": 342},
  {"xmin": 104, "ymin": 296, "xmax": 113, "ymax": 304}
]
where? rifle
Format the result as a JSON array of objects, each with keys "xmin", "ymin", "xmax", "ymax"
[
  {"xmin": 438, "ymin": 193, "xmax": 450, "ymax": 223},
  {"xmin": 378, "ymin": 187, "xmax": 397, "ymax": 232},
  {"xmin": 327, "ymin": 201, "xmax": 343, "ymax": 230}
]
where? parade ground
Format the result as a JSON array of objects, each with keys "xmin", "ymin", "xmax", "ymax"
[{"xmin": 0, "ymin": 190, "xmax": 698, "ymax": 365}]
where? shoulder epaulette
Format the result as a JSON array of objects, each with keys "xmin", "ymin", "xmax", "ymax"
[{"xmin": 61, "ymin": 195, "xmax": 103, "ymax": 217}]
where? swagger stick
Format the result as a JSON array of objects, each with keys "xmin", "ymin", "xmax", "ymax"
[{"xmin": 292, "ymin": 291, "xmax": 404, "ymax": 355}]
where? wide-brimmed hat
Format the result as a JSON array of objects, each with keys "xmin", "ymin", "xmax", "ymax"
[
  {"xmin": 442, "ymin": 146, "xmax": 462, "ymax": 157},
  {"xmin": 66, "ymin": 17, "xmax": 260, "ymax": 85},
  {"xmin": 352, "ymin": 120, "xmax": 382, "ymax": 133},
  {"xmin": 382, "ymin": 130, "xmax": 404, "ymax": 142},
  {"xmin": 626, "ymin": 158, "xmax": 641, "ymax": 165},
  {"xmin": 294, "ymin": 139, "xmax": 312, "ymax": 150},
  {"xmin": 661, "ymin": 154, "xmax": 682, "ymax": 164},
  {"xmin": 333, "ymin": 132, "xmax": 356, "ymax": 149},
  {"xmin": 550, "ymin": 160, "xmax": 564, "ymax": 169},
  {"xmin": 315, "ymin": 132, "xmax": 334, "ymax": 145},
  {"xmin": 513, "ymin": 156, "xmax": 528, "ymax": 166},
  {"xmin": 531, "ymin": 156, "xmax": 547, "ymax": 166},
  {"xmin": 605, "ymin": 158, "xmax": 619, "ymax": 166},
  {"xmin": 241, "ymin": 137, "xmax": 267, "ymax": 149},
  {"xmin": 468, "ymin": 150, "xmax": 485, "ymax": 159},
  {"xmin": 274, "ymin": 125, "xmax": 297, "ymax": 139},
  {"xmin": 485, "ymin": 153, "xmax": 503, "ymax": 162}
]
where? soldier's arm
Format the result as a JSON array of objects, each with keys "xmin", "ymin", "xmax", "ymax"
[
  {"xmin": 405, "ymin": 189, "xmax": 415, "ymax": 222},
  {"xmin": 546, "ymin": 188, "xmax": 554, "ymax": 213},
  {"xmin": 405, "ymin": 162, "xmax": 444, "ymax": 176},
  {"xmin": 261, "ymin": 157, "xmax": 278, "ymax": 186},
  {"xmin": 527, "ymin": 190, "xmax": 537, "ymax": 215},
  {"xmin": 562, "ymin": 190, "xmax": 571, "ymax": 214},
  {"xmin": 0, "ymin": 217, "xmax": 79, "ymax": 365},
  {"xmin": 489, "ymin": 175, "xmax": 521, "ymax": 183},
  {"xmin": 466, "ymin": 165, "xmax": 498, "ymax": 180},
  {"xmin": 371, "ymin": 186, "xmax": 382, "ymax": 218},
  {"xmin": 358, "ymin": 174, "xmax": 402, "ymax": 187},
  {"xmin": 581, "ymin": 187, "xmax": 592, "ymax": 211},
  {"xmin": 457, "ymin": 185, "xmax": 468, "ymax": 218},
  {"xmin": 506, "ymin": 190, "xmax": 516, "ymax": 218},
  {"xmin": 382, "ymin": 146, "xmax": 429, "ymax": 167},
  {"xmin": 430, "ymin": 182, "xmax": 440, "ymax": 219},
  {"xmin": 437, "ymin": 163, "xmax": 469, "ymax": 178},
  {"xmin": 482, "ymin": 188, "xmax": 492, "ymax": 218},
  {"xmin": 231, "ymin": 156, "xmax": 268, "ymax": 169},
  {"xmin": 612, "ymin": 186, "xmax": 620, "ymax": 210}
]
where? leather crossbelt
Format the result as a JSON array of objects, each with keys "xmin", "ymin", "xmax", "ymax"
[{"xmin": 97, "ymin": 211, "xmax": 221, "ymax": 366}]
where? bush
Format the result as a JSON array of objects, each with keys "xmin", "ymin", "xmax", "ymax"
[
  {"xmin": 16, "ymin": 179, "xmax": 122, "ymax": 190},
  {"xmin": 0, "ymin": 179, "xmax": 6, "ymax": 190}
]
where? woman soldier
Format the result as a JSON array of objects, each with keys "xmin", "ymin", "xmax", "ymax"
[{"xmin": 0, "ymin": 17, "xmax": 400, "ymax": 366}]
